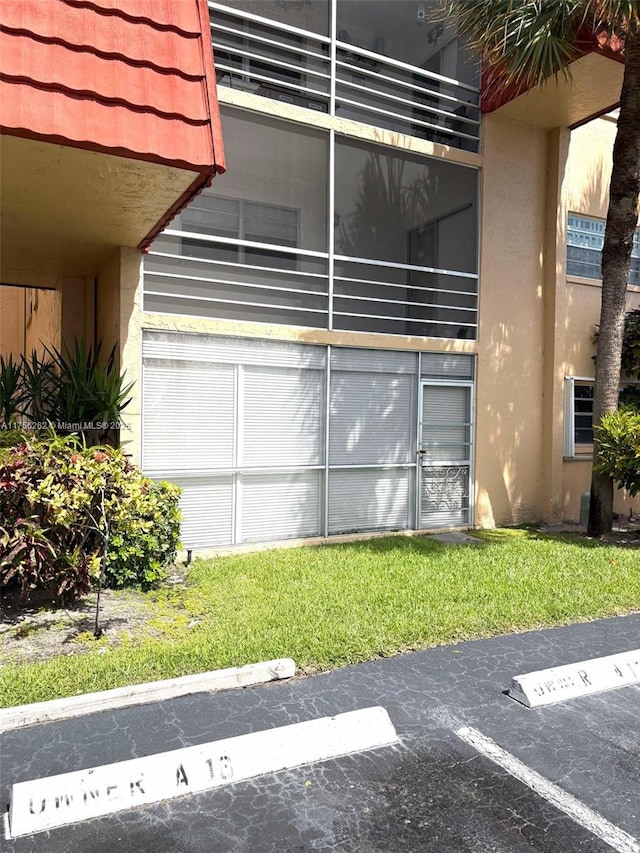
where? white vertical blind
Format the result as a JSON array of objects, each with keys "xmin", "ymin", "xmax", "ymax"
[
  {"xmin": 241, "ymin": 472, "xmax": 321, "ymax": 542},
  {"xmin": 328, "ymin": 469, "xmax": 410, "ymax": 534},
  {"xmin": 142, "ymin": 359, "xmax": 235, "ymax": 476},
  {"xmin": 242, "ymin": 366, "xmax": 324, "ymax": 467},
  {"xmin": 142, "ymin": 332, "xmax": 474, "ymax": 547}
]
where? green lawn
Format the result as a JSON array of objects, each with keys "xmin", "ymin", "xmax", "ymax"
[{"xmin": 1, "ymin": 529, "xmax": 638, "ymax": 707}]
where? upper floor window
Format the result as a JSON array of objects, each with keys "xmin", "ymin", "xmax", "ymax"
[
  {"xmin": 567, "ymin": 214, "xmax": 640, "ymax": 285},
  {"xmin": 211, "ymin": 0, "xmax": 480, "ymax": 152},
  {"xmin": 144, "ymin": 109, "xmax": 479, "ymax": 340}
]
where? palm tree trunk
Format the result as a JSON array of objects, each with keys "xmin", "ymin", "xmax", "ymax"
[{"xmin": 588, "ymin": 21, "xmax": 640, "ymax": 536}]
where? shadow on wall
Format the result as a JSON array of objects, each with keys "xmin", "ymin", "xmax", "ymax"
[{"xmin": 476, "ymin": 120, "xmax": 619, "ymax": 527}]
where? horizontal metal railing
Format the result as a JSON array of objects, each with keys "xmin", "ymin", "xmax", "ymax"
[
  {"xmin": 209, "ymin": 2, "xmax": 481, "ymax": 151},
  {"xmin": 210, "ymin": 2, "xmax": 330, "ymax": 109},
  {"xmin": 144, "ymin": 239, "xmax": 478, "ymax": 338},
  {"xmin": 335, "ymin": 42, "xmax": 480, "ymax": 149}
]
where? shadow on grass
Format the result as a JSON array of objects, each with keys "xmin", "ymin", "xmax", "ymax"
[
  {"xmin": 311, "ymin": 531, "xmax": 488, "ymax": 558},
  {"xmin": 309, "ymin": 526, "xmax": 639, "ymax": 558},
  {"xmin": 501, "ymin": 524, "xmax": 640, "ymax": 550}
]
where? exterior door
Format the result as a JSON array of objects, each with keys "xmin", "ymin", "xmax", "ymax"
[{"xmin": 418, "ymin": 381, "xmax": 473, "ymax": 528}]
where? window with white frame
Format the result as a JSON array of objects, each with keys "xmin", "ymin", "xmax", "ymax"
[
  {"xmin": 564, "ymin": 378, "xmax": 594, "ymax": 458},
  {"xmin": 563, "ymin": 377, "xmax": 640, "ymax": 457},
  {"xmin": 567, "ymin": 214, "xmax": 640, "ymax": 285}
]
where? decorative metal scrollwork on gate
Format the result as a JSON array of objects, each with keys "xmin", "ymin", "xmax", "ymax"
[{"xmin": 421, "ymin": 465, "xmax": 469, "ymax": 512}]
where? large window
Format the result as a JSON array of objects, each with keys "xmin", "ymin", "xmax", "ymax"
[
  {"xmin": 563, "ymin": 378, "xmax": 639, "ymax": 458},
  {"xmin": 210, "ymin": 0, "xmax": 480, "ymax": 152},
  {"xmin": 182, "ymin": 196, "xmax": 299, "ymax": 269},
  {"xmin": 142, "ymin": 332, "xmax": 475, "ymax": 547},
  {"xmin": 334, "ymin": 137, "xmax": 478, "ymax": 337},
  {"xmin": 144, "ymin": 110, "xmax": 480, "ymax": 340},
  {"xmin": 567, "ymin": 214, "xmax": 640, "ymax": 285},
  {"xmin": 145, "ymin": 109, "xmax": 329, "ymax": 327}
]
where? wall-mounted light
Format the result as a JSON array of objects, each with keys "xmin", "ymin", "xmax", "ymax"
[{"xmin": 417, "ymin": 3, "xmax": 427, "ymax": 24}]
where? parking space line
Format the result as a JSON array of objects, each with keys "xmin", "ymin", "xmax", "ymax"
[{"xmin": 455, "ymin": 726, "xmax": 640, "ymax": 853}]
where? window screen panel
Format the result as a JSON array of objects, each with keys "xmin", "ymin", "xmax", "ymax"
[
  {"xmin": 421, "ymin": 385, "xmax": 470, "ymax": 462},
  {"xmin": 174, "ymin": 476, "xmax": 234, "ymax": 549},
  {"xmin": 328, "ymin": 468, "xmax": 410, "ymax": 534},
  {"xmin": 330, "ymin": 373, "xmax": 414, "ymax": 465},
  {"xmin": 329, "ymin": 348, "xmax": 416, "ymax": 465},
  {"xmin": 574, "ymin": 384, "xmax": 594, "ymax": 445},
  {"xmin": 241, "ymin": 472, "xmax": 321, "ymax": 542},
  {"xmin": 421, "ymin": 352, "xmax": 474, "ymax": 380},
  {"xmin": 142, "ymin": 359, "xmax": 235, "ymax": 476},
  {"xmin": 242, "ymin": 365, "xmax": 324, "ymax": 467}
]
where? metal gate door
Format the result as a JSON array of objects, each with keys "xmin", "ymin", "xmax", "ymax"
[{"xmin": 418, "ymin": 381, "xmax": 473, "ymax": 528}]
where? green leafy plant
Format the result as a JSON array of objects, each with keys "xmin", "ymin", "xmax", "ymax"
[
  {"xmin": 595, "ymin": 407, "xmax": 640, "ymax": 497},
  {"xmin": 620, "ymin": 308, "xmax": 640, "ymax": 380},
  {"xmin": 595, "ymin": 309, "xmax": 640, "ymax": 411},
  {"xmin": 0, "ymin": 354, "xmax": 22, "ymax": 427},
  {"xmin": 104, "ymin": 480, "xmax": 182, "ymax": 590},
  {"xmin": 19, "ymin": 350, "xmax": 58, "ymax": 425},
  {"xmin": 46, "ymin": 339, "xmax": 133, "ymax": 445},
  {"xmin": 0, "ymin": 433, "xmax": 181, "ymax": 607}
]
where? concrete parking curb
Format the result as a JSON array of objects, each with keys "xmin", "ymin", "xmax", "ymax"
[{"xmin": 0, "ymin": 658, "xmax": 296, "ymax": 733}]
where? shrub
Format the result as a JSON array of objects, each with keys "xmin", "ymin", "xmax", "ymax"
[
  {"xmin": 595, "ymin": 408, "xmax": 640, "ymax": 497},
  {"xmin": 0, "ymin": 354, "xmax": 22, "ymax": 425},
  {"xmin": 0, "ymin": 433, "xmax": 181, "ymax": 606},
  {"xmin": 1, "ymin": 339, "xmax": 132, "ymax": 446},
  {"xmin": 104, "ymin": 479, "xmax": 181, "ymax": 590}
]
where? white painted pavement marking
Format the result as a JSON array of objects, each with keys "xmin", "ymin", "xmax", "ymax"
[
  {"xmin": 456, "ymin": 725, "xmax": 640, "ymax": 853},
  {"xmin": 0, "ymin": 658, "xmax": 296, "ymax": 732},
  {"xmin": 509, "ymin": 648, "xmax": 640, "ymax": 708},
  {"xmin": 8, "ymin": 706, "xmax": 399, "ymax": 838}
]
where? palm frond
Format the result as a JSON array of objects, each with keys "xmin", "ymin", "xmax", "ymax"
[{"xmin": 440, "ymin": 0, "xmax": 599, "ymax": 92}]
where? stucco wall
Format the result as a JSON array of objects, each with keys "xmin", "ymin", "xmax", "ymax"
[
  {"xmin": 561, "ymin": 114, "xmax": 640, "ymax": 520},
  {"xmin": 96, "ymin": 250, "xmax": 121, "ymax": 354},
  {"xmin": 96, "ymin": 247, "xmax": 143, "ymax": 462},
  {"xmin": 61, "ymin": 277, "xmax": 94, "ymax": 350},
  {"xmin": 475, "ymin": 114, "xmax": 548, "ymax": 527}
]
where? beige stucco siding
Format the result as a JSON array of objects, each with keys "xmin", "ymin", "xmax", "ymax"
[
  {"xmin": 475, "ymin": 114, "xmax": 548, "ymax": 527},
  {"xmin": 560, "ymin": 114, "xmax": 640, "ymax": 519}
]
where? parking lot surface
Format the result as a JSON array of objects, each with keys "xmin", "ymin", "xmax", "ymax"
[{"xmin": 2, "ymin": 613, "xmax": 639, "ymax": 852}]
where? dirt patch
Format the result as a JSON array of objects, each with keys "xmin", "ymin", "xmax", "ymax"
[
  {"xmin": 0, "ymin": 565, "xmax": 190, "ymax": 667},
  {"xmin": 537, "ymin": 518, "xmax": 640, "ymax": 547}
]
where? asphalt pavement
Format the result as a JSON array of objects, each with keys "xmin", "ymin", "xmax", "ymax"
[{"xmin": 2, "ymin": 613, "xmax": 639, "ymax": 852}]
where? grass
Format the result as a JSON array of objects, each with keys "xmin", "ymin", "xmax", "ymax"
[{"xmin": 1, "ymin": 529, "xmax": 638, "ymax": 707}]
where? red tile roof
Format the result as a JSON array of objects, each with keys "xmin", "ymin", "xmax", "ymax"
[{"xmin": 1, "ymin": 0, "xmax": 225, "ymax": 247}]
